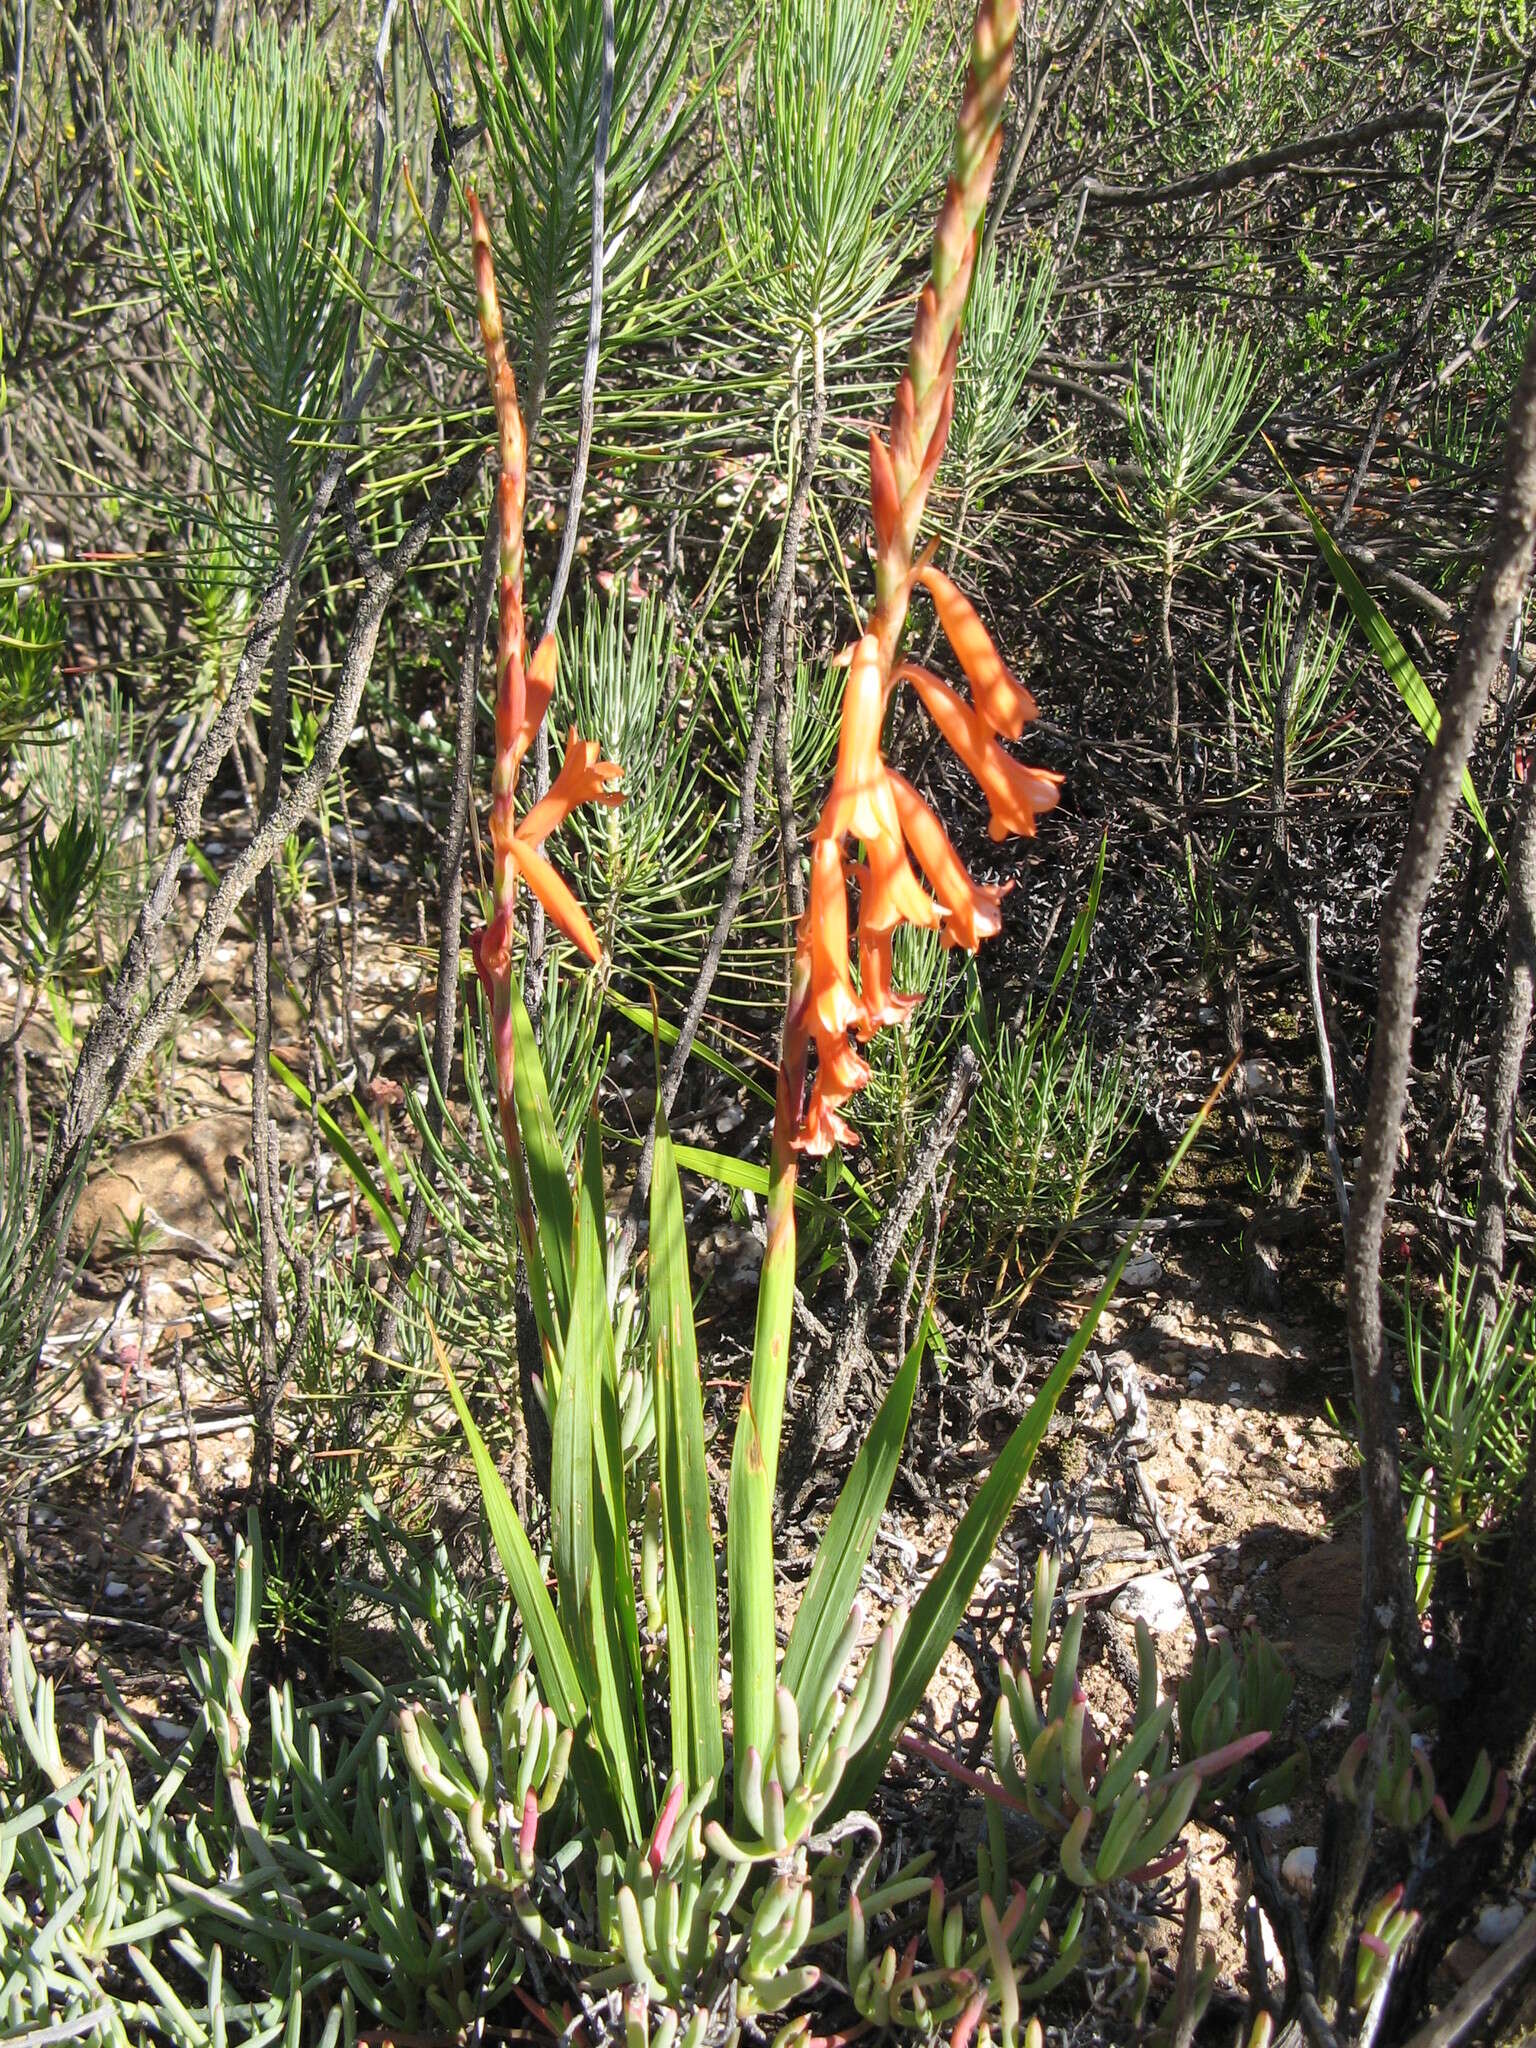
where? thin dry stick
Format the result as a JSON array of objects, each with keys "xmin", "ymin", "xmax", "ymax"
[
  {"xmin": 981, "ymin": 0, "xmax": 1111, "ymax": 271},
  {"xmin": 378, "ymin": 505, "xmax": 500, "ymax": 1360},
  {"xmin": 1397, "ymin": 1911, "xmax": 1536, "ymax": 2048},
  {"xmin": 769, "ymin": 336, "xmax": 827, "ymax": 931},
  {"xmin": 1345, "ymin": 316, "xmax": 1536, "ymax": 1714},
  {"xmin": 1019, "ymin": 97, "xmax": 1452, "ymax": 214},
  {"xmin": 1243, "ymin": 1815, "xmax": 1343, "ymax": 2048},
  {"xmin": 1270, "ymin": 48, "xmax": 1536, "ymax": 863},
  {"xmin": 1470, "ymin": 759, "xmax": 1536, "ymax": 1308},
  {"xmin": 249, "ymin": 571, "xmax": 303, "ymax": 1492},
  {"xmin": 790, "ymin": 1043, "xmax": 978, "ymax": 1487},
  {"xmin": 44, "ymin": 43, "xmax": 459, "ymax": 1212},
  {"xmin": 614, "ymin": 365, "xmax": 831, "ymax": 1269},
  {"xmin": 1167, "ymin": 1875, "xmax": 1206, "ymax": 2048},
  {"xmin": 1305, "ymin": 911, "xmax": 1349, "ymax": 1230},
  {"xmin": 47, "ymin": 446, "xmax": 489, "ymax": 1213}
]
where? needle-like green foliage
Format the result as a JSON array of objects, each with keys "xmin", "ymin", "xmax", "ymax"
[
  {"xmin": 721, "ymin": 0, "xmax": 942, "ymax": 356},
  {"xmin": 1123, "ymin": 315, "xmax": 1264, "ymax": 551},
  {"xmin": 124, "ymin": 25, "xmax": 362, "ymax": 536},
  {"xmin": 452, "ymin": 0, "xmax": 700, "ymax": 412}
]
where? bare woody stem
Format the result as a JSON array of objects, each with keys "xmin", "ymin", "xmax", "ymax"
[
  {"xmin": 1471, "ymin": 758, "xmax": 1536, "ymax": 1311},
  {"xmin": 1344, "ymin": 314, "xmax": 1536, "ymax": 1713}
]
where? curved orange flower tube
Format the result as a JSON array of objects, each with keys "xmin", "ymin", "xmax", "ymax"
[{"xmin": 896, "ymin": 663, "xmax": 1063, "ymax": 842}]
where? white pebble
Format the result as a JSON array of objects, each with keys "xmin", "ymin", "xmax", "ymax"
[
  {"xmin": 1251, "ymin": 1901, "xmax": 1282, "ymax": 1969},
  {"xmin": 1475, "ymin": 1903, "xmax": 1525, "ymax": 1947},
  {"xmin": 1282, "ymin": 1846, "xmax": 1317, "ymax": 1899},
  {"xmin": 1256, "ymin": 1804, "xmax": 1292, "ymax": 1829},
  {"xmin": 1111, "ymin": 1574, "xmax": 1187, "ymax": 1635}
]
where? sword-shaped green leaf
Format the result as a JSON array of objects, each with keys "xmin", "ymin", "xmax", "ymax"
[
  {"xmin": 1276, "ymin": 445, "xmax": 1504, "ymax": 880},
  {"xmin": 433, "ymin": 1323, "xmax": 623, "ymax": 1841},
  {"xmin": 781, "ymin": 1315, "xmax": 926, "ymax": 1718},
  {"xmin": 554, "ymin": 1166, "xmax": 644, "ymax": 1841},
  {"xmin": 512, "ymin": 992, "xmax": 576, "ymax": 1332},
  {"xmin": 649, "ymin": 1096, "xmax": 724, "ymax": 1799},
  {"xmin": 728, "ymin": 1390, "xmax": 774, "ymax": 1816}
]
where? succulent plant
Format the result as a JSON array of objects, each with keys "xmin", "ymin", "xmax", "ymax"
[
  {"xmin": 0, "ymin": 1516, "xmax": 541, "ymax": 2036},
  {"xmin": 986, "ymin": 1552, "xmax": 1273, "ymax": 1893},
  {"xmin": 1334, "ymin": 1674, "xmax": 1507, "ymax": 1845},
  {"xmin": 1177, "ymin": 1626, "xmax": 1308, "ymax": 1812},
  {"xmin": 1353, "ymin": 1885, "xmax": 1420, "ymax": 2010}
]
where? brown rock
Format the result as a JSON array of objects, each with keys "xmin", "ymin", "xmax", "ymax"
[
  {"xmin": 72, "ymin": 1115, "xmax": 250, "ymax": 1257},
  {"xmin": 1438, "ymin": 1935, "xmax": 1492, "ymax": 1988},
  {"xmin": 1276, "ymin": 1542, "xmax": 1362, "ymax": 1680}
]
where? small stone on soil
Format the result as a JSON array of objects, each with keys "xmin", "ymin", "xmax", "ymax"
[
  {"xmin": 1281, "ymin": 1846, "xmax": 1317, "ymax": 1899},
  {"xmin": 1110, "ymin": 1574, "xmax": 1186, "ymax": 1635},
  {"xmin": 1475, "ymin": 1903, "xmax": 1524, "ymax": 1947}
]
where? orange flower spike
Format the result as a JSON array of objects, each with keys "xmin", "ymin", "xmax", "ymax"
[
  {"xmin": 869, "ymin": 432, "xmax": 902, "ymax": 559},
  {"xmin": 776, "ymin": 0, "xmax": 1026, "ymax": 1160},
  {"xmin": 915, "ymin": 563, "xmax": 1037, "ymax": 739},
  {"xmin": 468, "ymin": 190, "xmax": 530, "ymax": 882},
  {"xmin": 804, "ymin": 837, "xmax": 862, "ymax": 1041},
  {"xmin": 822, "ymin": 635, "xmax": 903, "ymax": 847},
  {"xmin": 898, "ymin": 663, "xmax": 1064, "ymax": 840},
  {"xmin": 886, "ymin": 1, "xmax": 1019, "ymax": 543},
  {"xmin": 517, "ymin": 729, "xmax": 623, "ymax": 849},
  {"xmin": 888, "ymin": 770, "xmax": 1007, "ymax": 950}
]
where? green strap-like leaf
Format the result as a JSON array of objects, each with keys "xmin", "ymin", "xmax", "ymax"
[
  {"xmin": 727, "ymin": 1391, "xmax": 774, "ymax": 1816},
  {"xmin": 557, "ymin": 1172, "xmax": 645, "ymax": 1841},
  {"xmin": 432, "ymin": 1324, "xmax": 623, "ymax": 1841},
  {"xmin": 781, "ymin": 1317, "xmax": 926, "ymax": 1718},
  {"xmin": 649, "ymin": 1099, "xmax": 725, "ymax": 1799},
  {"xmin": 582, "ymin": 1119, "xmax": 654, "ymax": 1812},
  {"xmin": 604, "ymin": 989, "xmax": 774, "ymax": 1106},
  {"xmin": 1278, "ymin": 449, "xmax": 1504, "ymax": 880},
  {"xmin": 831, "ymin": 1068, "xmax": 1233, "ymax": 1821},
  {"xmin": 512, "ymin": 992, "xmax": 576, "ymax": 1332}
]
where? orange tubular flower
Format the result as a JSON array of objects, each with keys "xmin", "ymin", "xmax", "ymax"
[
  {"xmin": 914, "ymin": 563, "xmax": 1037, "ymax": 739},
  {"xmin": 511, "ymin": 633, "xmax": 559, "ymax": 777},
  {"xmin": 804, "ymin": 837, "xmax": 862, "ymax": 1044},
  {"xmin": 517, "ymin": 729, "xmax": 623, "ymax": 851},
  {"xmin": 821, "ymin": 635, "xmax": 903, "ymax": 849},
  {"xmin": 856, "ymin": 923, "xmax": 921, "ymax": 1041},
  {"xmin": 506, "ymin": 837, "xmax": 605, "ymax": 965},
  {"xmin": 897, "ymin": 663, "xmax": 1063, "ymax": 841},
  {"xmin": 777, "ymin": 0, "xmax": 1060, "ymax": 1158},
  {"xmin": 888, "ymin": 771, "xmax": 1007, "ymax": 951},
  {"xmin": 860, "ymin": 831, "xmax": 943, "ymax": 944}
]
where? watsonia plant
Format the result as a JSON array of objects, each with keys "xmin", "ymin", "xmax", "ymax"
[{"xmin": 427, "ymin": 6, "xmax": 1233, "ymax": 2042}]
